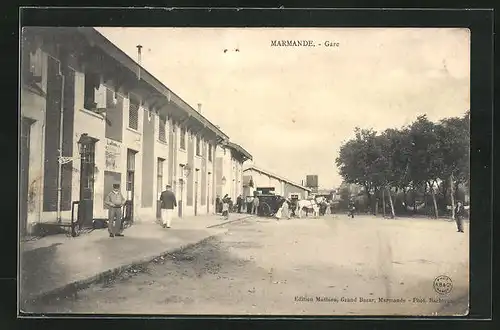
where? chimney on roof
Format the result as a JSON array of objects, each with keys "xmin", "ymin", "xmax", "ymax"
[
  {"xmin": 197, "ymin": 103, "xmax": 202, "ymax": 114},
  {"xmin": 136, "ymin": 45, "xmax": 143, "ymax": 80}
]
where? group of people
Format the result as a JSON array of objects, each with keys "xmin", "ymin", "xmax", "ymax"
[
  {"xmin": 216, "ymin": 194, "xmax": 232, "ymax": 220},
  {"xmin": 104, "ymin": 184, "xmax": 467, "ymax": 237},
  {"xmin": 215, "ymin": 194, "xmax": 261, "ymax": 220}
]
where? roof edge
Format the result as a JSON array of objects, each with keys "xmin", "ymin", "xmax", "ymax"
[
  {"xmin": 78, "ymin": 27, "xmax": 229, "ymax": 140},
  {"xmin": 243, "ymin": 165, "xmax": 311, "ymax": 192},
  {"xmin": 225, "ymin": 141, "xmax": 253, "ymax": 161}
]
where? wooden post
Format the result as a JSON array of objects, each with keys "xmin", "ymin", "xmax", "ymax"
[
  {"xmin": 450, "ymin": 174, "xmax": 455, "ymax": 220},
  {"xmin": 430, "ymin": 181, "xmax": 439, "ymax": 219},
  {"xmin": 387, "ymin": 186, "xmax": 395, "ymax": 218},
  {"xmin": 382, "ymin": 189, "xmax": 386, "ymax": 218}
]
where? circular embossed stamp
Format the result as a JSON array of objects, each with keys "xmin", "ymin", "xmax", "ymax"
[{"xmin": 433, "ymin": 275, "xmax": 453, "ymax": 295}]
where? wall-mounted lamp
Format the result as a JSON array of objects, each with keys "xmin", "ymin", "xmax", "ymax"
[
  {"xmin": 181, "ymin": 163, "xmax": 192, "ymax": 178},
  {"xmin": 221, "ymin": 176, "xmax": 227, "ymax": 185},
  {"xmin": 77, "ymin": 133, "xmax": 94, "ymax": 155},
  {"xmin": 112, "ymin": 91, "xmax": 118, "ymax": 105}
]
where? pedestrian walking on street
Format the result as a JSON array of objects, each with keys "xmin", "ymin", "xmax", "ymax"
[
  {"xmin": 348, "ymin": 199, "xmax": 355, "ymax": 219},
  {"xmin": 104, "ymin": 183, "xmax": 126, "ymax": 238},
  {"xmin": 246, "ymin": 196, "xmax": 254, "ymax": 214},
  {"xmin": 252, "ymin": 196, "xmax": 260, "ymax": 215},
  {"xmin": 159, "ymin": 184, "xmax": 177, "ymax": 229},
  {"xmin": 221, "ymin": 196, "xmax": 230, "ymax": 220},
  {"xmin": 215, "ymin": 195, "xmax": 221, "ymax": 214},
  {"xmin": 454, "ymin": 201, "xmax": 465, "ymax": 233},
  {"xmin": 236, "ymin": 194, "xmax": 243, "ymax": 213},
  {"xmin": 329, "ymin": 199, "xmax": 336, "ymax": 216},
  {"xmin": 277, "ymin": 197, "xmax": 290, "ymax": 220},
  {"xmin": 284, "ymin": 198, "xmax": 291, "ymax": 219}
]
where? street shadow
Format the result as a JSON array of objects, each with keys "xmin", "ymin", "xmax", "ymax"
[
  {"xmin": 29, "ymin": 236, "xmax": 274, "ymax": 313},
  {"xmin": 19, "ymin": 242, "xmax": 64, "ymax": 312}
]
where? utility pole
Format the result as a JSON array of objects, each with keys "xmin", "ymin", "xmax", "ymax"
[{"xmin": 56, "ymin": 47, "xmax": 66, "ymax": 223}]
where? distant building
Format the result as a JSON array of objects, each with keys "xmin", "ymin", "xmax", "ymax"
[
  {"xmin": 316, "ymin": 189, "xmax": 335, "ymax": 200},
  {"xmin": 243, "ymin": 165, "xmax": 311, "ymax": 199},
  {"xmin": 305, "ymin": 175, "xmax": 319, "ymax": 193},
  {"xmin": 215, "ymin": 141, "xmax": 252, "ymax": 202}
]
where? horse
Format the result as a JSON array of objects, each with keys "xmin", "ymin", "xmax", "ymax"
[{"xmin": 296, "ymin": 198, "xmax": 320, "ymax": 218}]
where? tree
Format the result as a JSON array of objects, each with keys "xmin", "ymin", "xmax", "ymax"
[
  {"xmin": 336, "ymin": 128, "xmax": 380, "ymax": 213},
  {"xmin": 436, "ymin": 111, "xmax": 470, "ymax": 218},
  {"xmin": 335, "ymin": 112, "xmax": 468, "ymax": 220},
  {"xmin": 408, "ymin": 115, "xmax": 442, "ymax": 219}
]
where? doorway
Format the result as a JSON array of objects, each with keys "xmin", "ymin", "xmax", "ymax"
[
  {"xmin": 78, "ymin": 138, "xmax": 97, "ymax": 227},
  {"xmin": 20, "ymin": 117, "xmax": 34, "ymax": 236},
  {"xmin": 156, "ymin": 158, "xmax": 165, "ymax": 220},
  {"xmin": 126, "ymin": 149, "xmax": 137, "ymax": 221},
  {"xmin": 194, "ymin": 169, "xmax": 199, "ymax": 216},
  {"xmin": 207, "ymin": 173, "xmax": 211, "ymax": 214}
]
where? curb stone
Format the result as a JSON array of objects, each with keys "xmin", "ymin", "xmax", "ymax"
[
  {"xmin": 206, "ymin": 215, "xmax": 255, "ymax": 229},
  {"xmin": 21, "ymin": 233, "xmax": 225, "ymax": 310}
]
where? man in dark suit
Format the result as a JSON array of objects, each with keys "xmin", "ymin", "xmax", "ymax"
[
  {"xmin": 159, "ymin": 184, "xmax": 177, "ymax": 228},
  {"xmin": 236, "ymin": 194, "xmax": 243, "ymax": 213},
  {"xmin": 455, "ymin": 201, "xmax": 465, "ymax": 233}
]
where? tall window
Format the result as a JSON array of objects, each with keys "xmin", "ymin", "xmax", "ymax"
[
  {"xmin": 126, "ymin": 149, "xmax": 136, "ymax": 193},
  {"xmin": 22, "ymin": 47, "xmax": 43, "ymax": 88},
  {"xmin": 157, "ymin": 158, "xmax": 165, "ymax": 197},
  {"xmin": 180, "ymin": 127, "xmax": 186, "ymax": 150},
  {"xmin": 158, "ymin": 116, "xmax": 166, "ymax": 142},
  {"xmin": 208, "ymin": 144, "xmax": 213, "ymax": 162},
  {"xmin": 196, "ymin": 136, "xmax": 201, "ymax": 156},
  {"xmin": 84, "ymin": 71, "xmax": 99, "ymax": 110},
  {"xmin": 129, "ymin": 99, "xmax": 139, "ymax": 130}
]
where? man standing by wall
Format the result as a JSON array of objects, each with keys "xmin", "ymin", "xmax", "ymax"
[
  {"xmin": 455, "ymin": 201, "xmax": 465, "ymax": 233},
  {"xmin": 160, "ymin": 184, "xmax": 177, "ymax": 228},
  {"xmin": 104, "ymin": 183, "xmax": 126, "ymax": 238}
]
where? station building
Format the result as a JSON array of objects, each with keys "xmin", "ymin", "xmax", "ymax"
[
  {"xmin": 242, "ymin": 165, "xmax": 311, "ymax": 199},
  {"xmin": 20, "ymin": 27, "xmax": 251, "ymax": 235},
  {"xmin": 214, "ymin": 142, "xmax": 253, "ymax": 201}
]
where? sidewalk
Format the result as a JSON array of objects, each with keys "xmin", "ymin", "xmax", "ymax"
[{"xmin": 20, "ymin": 213, "xmax": 253, "ymax": 306}]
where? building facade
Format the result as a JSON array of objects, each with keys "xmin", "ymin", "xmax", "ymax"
[
  {"xmin": 215, "ymin": 142, "xmax": 252, "ymax": 201},
  {"xmin": 242, "ymin": 166, "xmax": 311, "ymax": 199},
  {"xmin": 20, "ymin": 27, "xmax": 232, "ymax": 235}
]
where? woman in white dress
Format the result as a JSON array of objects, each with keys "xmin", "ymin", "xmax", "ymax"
[
  {"xmin": 281, "ymin": 198, "xmax": 290, "ymax": 220},
  {"xmin": 276, "ymin": 197, "xmax": 290, "ymax": 220},
  {"xmin": 222, "ymin": 197, "xmax": 230, "ymax": 220}
]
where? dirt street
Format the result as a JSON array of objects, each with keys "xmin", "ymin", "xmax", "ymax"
[{"xmin": 27, "ymin": 214, "xmax": 469, "ymax": 316}]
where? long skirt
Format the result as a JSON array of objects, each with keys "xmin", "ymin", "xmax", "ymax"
[
  {"xmin": 275, "ymin": 207, "xmax": 282, "ymax": 219},
  {"xmin": 281, "ymin": 204, "xmax": 290, "ymax": 219}
]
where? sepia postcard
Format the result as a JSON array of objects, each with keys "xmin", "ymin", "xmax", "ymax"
[{"xmin": 19, "ymin": 26, "xmax": 470, "ymax": 317}]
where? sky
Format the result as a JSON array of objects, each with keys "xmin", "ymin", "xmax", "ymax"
[{"xmin": 96, "ymin": 27, "xmax": 470, "ymax": 188}]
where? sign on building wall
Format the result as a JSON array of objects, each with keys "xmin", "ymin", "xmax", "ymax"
[{"xmin": 105, "ymin": 138, "xmax": 122, "ymax": 172}]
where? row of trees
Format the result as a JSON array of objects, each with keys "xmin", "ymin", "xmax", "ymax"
[{"xmin": 335, "ymin": 111, "xmax": 469, "ymax": 219}]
